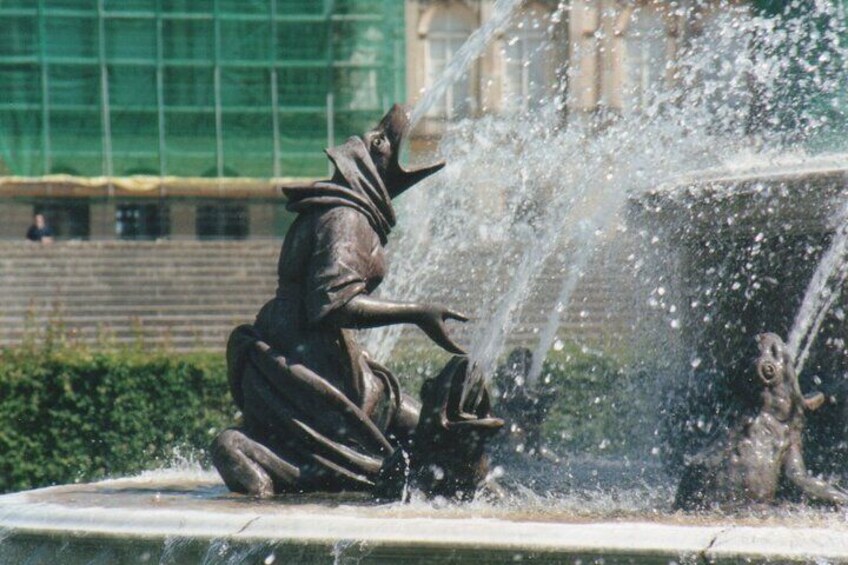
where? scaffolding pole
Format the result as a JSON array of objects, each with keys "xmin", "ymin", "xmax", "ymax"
[
  {"xmin": 155, "ymin": 0, "xmax": 167, "ymax": 178},
  {"xmin": 326, "ymin": 0, "xmax": 335, "ymax": 177},
  {"xmin": 270, "ymin": 0, "xmax": 282, "ymax": 178},
  {"xmin": 37, "ymin": 0, "xmax": 51, "ymax": 175},
  {"xmin": 213, "ymin": 0, "xmax": 224, "ymax": 182},
  {"xmin": 97, "ymin": 0, "xmax": 114, "ymax": 197}
]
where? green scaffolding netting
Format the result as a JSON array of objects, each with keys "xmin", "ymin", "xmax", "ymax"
[{"xmin": 0, "ymin": 0, "xmax": 405, "ymax": 179}]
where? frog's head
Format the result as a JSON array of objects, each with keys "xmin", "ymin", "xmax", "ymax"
[{"xmin": 755, "ymin": 333, "xmax": 824, "ymax": 418}]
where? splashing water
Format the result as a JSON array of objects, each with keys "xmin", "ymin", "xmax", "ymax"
[
  {"xmin": 408, "ymin": 0, "xmax": 527, "ymax": 128},
  {"xmin": 788, "ymin": 201, "xmax": 848, "ymax": 375},
  {"xmin": 364, "ymin": 0, "xmax": 527, "ymax": 358},
  {"xmin": 324, "ymin": 1, "xmax": 848, "ymax": 504},
  {"xmin": 370, "ymin": 3, "xmax": 848, "ymax": 396}
]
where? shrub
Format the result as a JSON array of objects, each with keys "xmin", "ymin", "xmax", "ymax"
[
  {"xmin": 0, "ymin": 338, "xmax": 657, "ymax": 494},
  {"xmin": 390, "ymin": 343, "xmax": 660, "ymax": 458},
  {"xmin": 0, "ymin": 346, "xmax": 232, "ymax": 493},
  {"xmin": 537, "ymin": 345, "xmax": 658, "ymax": 456}
]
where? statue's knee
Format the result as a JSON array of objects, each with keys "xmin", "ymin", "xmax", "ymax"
[
  {"xmin": 210, "ymin": 428, "xmax": 275, "ymax": 497},
  {"xmin": 211, "ymin": 428, "xmax": 244, "ymax": 456}
]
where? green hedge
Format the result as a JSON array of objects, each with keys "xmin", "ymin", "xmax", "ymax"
[
  {"xmin": 0, "ymin": 346, "xmax": 232, "ymax": 494},
  {"xmin": 0, "ymin": 340, "xmax": 648, "ymax": 494},
  {"xmin": 538, "ymin": 346, "xmax": 656, "ymax": 456}
]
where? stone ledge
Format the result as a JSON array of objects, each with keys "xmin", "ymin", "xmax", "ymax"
[{"xmin": 2, "ymin": 479, "xmax": 848, "ymax": 563}]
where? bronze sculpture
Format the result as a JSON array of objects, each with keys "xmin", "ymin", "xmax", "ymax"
[
  {"xmin": 211, "ymin": 105, "xmax": 503, "ymax": 500},
  {"xmin": 674, "ymin": 333, "xmax": 848, "ymax": 510},
  {"xmin": 492, "ymin": 348, "xmax": 558, "ymax": 459}
]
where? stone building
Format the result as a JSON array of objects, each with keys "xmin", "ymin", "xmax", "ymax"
[
  {"xmin": 405, "ymin": 0, "xmax": 748, "ymax": 125},
  {"xmin": 0, "ymin": 0, "xmax": 751, "ymax": 240},
  {"xmin": 0, "ymin": 0, "xmax": 406, "ymax": 240}
]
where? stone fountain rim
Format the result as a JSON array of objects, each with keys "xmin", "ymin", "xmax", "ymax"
[
  {"xmin": 3, "ymin": 480, "xmax": 848, "ymax": 562},
  {"xmin": 646, "ymin": 153, "xmax": 848, "ymax": 200}
]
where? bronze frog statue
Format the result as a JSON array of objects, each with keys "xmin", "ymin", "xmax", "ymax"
[{"xmin": 675, "ymin": 333, "xmax": 848, "ymax": 510}]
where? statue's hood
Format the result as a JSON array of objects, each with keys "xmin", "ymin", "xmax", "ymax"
[
  {"xmin": 281, "ymin": 105, "xmax": 445, "ymax": 243},
  {"xmin": 283, "ymin": 136, "xmax": 396, "ymax": 244}
]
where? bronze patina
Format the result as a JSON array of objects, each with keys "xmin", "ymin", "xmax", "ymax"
[
  {"xmin": 674, "ymin": 333, "xmax": 848, "ymax": 510},
  {"xmin": 211, "ymin": 105, "xmax": 503, "ymax": 501}
]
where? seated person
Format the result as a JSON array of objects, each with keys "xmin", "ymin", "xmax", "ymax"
[{"xmin": 26, "ymin": 213, "xmax": 54, "ymax": 244}]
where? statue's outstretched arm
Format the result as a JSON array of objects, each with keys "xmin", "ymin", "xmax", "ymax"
[{"xmin": 329, "ymin": 295, "xmax": 468, "ymax": 354}]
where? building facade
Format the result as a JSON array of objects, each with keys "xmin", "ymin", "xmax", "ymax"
[
  {"xmin": 0, "ymin": 0, "xmax": 405, "ymax": 179},
  {"xmin": 405, "ymin": 0, "xmax": 749, "ymax": 127},
  {"xmin": 1, "ymin": 0, "xmax": 814, "ymax": 240},
  {"xmin": 0, "ymin": 0, "xmax": 404, "ymax": 239}
]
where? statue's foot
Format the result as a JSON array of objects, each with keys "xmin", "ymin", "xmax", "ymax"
[{"xmin": 210, "ymin": 428, "xmax": 299, "ymax": 497}]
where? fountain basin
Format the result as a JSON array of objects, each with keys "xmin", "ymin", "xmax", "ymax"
[
  {"xmin": 633, "ymin": 157, "xmax": 848, "ymax": 372},
  {"xmin": 2, "ymin": 474, "xmax": 848, "ymax": 563}
]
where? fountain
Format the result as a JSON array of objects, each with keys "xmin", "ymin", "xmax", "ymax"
[{"xmin": 4, "ymin": 1, "xmax": 848, "ymax": 563}]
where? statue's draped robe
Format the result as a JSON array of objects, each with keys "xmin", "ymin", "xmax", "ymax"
[{"xmin": 227, "ymin": 137, "xmax": 406, "ymax": 492}]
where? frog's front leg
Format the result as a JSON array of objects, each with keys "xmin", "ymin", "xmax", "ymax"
[{"xmin": 783, "ymin": 441, "xmax": 848, "ymax": 505}]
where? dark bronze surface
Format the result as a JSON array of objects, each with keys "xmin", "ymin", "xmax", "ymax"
[
  {"xmin": 492, "ymin": 348, "xmax": 558, "ymax": 459},
  {"xmin": 211, "ymin": 105, "xmax": 502, "ymax": 501},
  {"xmin": 675, "ymin": 333, "xmax": 848, "ymax": 510}
]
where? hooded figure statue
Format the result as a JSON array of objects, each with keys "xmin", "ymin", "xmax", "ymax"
[{"xmin": 211, "ymin": 105, "xmax": 502, "ymax": 500}]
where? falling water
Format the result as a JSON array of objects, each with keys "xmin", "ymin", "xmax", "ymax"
[
  {"xmin": 527, "ymin": 207, "xmax": 616, "ymax": 385},
  {"xmin": 408, "ymin": 0, "xmax": 527, "ymax": 127},
  {"xmin": 368, "ymin": 2, "xmax": 848, "ymax": 479},
  {"xmin": 363, "ymin": 0, "xmax": 525, "ymax": 358},
  {"xmin": 787, "ymin": 200, "xmax": 848, "ymax": 375}
]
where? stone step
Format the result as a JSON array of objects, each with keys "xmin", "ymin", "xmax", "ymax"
[
  {"xmin": 0, "ymin": 296, "xmax": 271, "ymax": 308},
  {"xmin": 0, "ymin": 304, "xmax": 259, "ymax": 317},
  {"xmin": 0, "ymin": 245, "xmax": 278, "ymax": 255},
  {"xmin": 0, "ymin": 239, "xmax": 644, "ymax": 352},
  {"xmin": 0, "ymin": 278, "xmax": 276, "ymax": 290}
]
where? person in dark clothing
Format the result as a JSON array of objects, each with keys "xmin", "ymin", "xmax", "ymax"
[{"xmin": 25, "ymin": 213, "xmax": 54, "ymax": 243}]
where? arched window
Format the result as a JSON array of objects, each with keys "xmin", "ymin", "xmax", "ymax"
[
  {"xmin": 623, "ymin": 7, "xmax": 667, "ymax": 113},
  {"xmin": 424, "ymin": 5, "xmax": 476, "ymax": 120},
  {"xmin": 501, "ymin": 4, "xmax": 557, "ymax": 113}
]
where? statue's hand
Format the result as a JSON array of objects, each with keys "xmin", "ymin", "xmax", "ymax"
[{"xmin": 416, "ymin": 305, "xmax": 469, "ymax": 355}]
